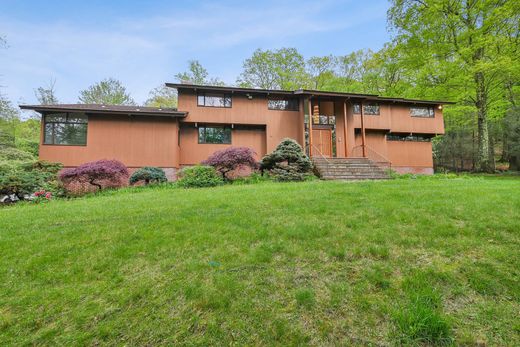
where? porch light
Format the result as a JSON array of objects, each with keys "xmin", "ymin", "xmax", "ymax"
[{"xmin": 438, "ymin": 105, "xmax": 443, "ymax": 110}]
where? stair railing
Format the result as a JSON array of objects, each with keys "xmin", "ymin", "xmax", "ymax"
[
  {"xmin": 350, "ymin": 145, "xmax": 391, "ymax": 170},
  {"xmin": 311, "ymin": 144, "xmax": 333, "ymax": 166}
]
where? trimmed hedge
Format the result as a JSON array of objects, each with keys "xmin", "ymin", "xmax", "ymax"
[
  {"xmin": 177, "ymin": 165, "xmax": 224, "ymax": 188},
  {"xmin": 260, "ymin": 138, "xmax": 313, "ymax": 181}
]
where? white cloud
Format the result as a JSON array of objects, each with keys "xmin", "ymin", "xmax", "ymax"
[{"xmin": 0, "ymin": 0, "xmax": 389, "ymax": 105}]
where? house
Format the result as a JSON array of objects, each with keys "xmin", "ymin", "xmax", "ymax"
[{"xmin": 20, "ymin": 83, "xmax": 452, "ymax": 179}]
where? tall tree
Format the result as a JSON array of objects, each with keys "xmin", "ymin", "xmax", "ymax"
[
  {"xmin": 306, "ymin": 55, "xmax": 337, "ymax": 90},
  {"xmin": 78, "ymin": 78, "xmax": 135, "ymax": 105},
  {"xmin": 388, "ymin": 0, "xmax": 520, "ymax": 172},
  {"xmin": 174, "ymin": 60, "xmax": 224, "ymax": 86},
  {"xmin": 145, "ymin": 85, "xmax": 177, "ymax": 108},
  {"xmin": 34, "ymin": 79, "xmax": 59, "ymax": 105},
  {"xmin": 237, "ymin": 48, "xmax": 309, "ymax": 90}
]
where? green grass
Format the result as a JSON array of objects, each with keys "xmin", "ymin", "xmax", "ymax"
[{"xmin": 1, "ymin": 177, "xmax": 519, "ymax": 346}]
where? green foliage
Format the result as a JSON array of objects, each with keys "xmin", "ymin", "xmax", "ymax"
[
  {"xmin": 130, "ymin": 166, "xmax": 167, "ymax": 185},
  {"xmin": 392, "ymin": 272, "xmax": 452, "ymax": 345},
  {"xmin": 175, "ymin": 60, "xmax": 224, "ymax": 86},
  {"xmin": 145, "ymin": 85, "xmax": 177, "ymax": 108},
  {"xmin": 237, "ymin": 48, "xmax": 309, "ymax": 90},
  {"xmin": 176, "ymin": 165, "xmax": 224, "ymax": 188},
  {"xmin": 78, "ymin": 78, "xmax": 135, "ymax": 105},
  {"xmin": 1, "ymin": 179, "xmax": 518, "ymax": 344},
  {"xmin": 0, "ymin": 146, "xmax": 35, "ymax": 162},
  {"xmin": 34, "ymin": 79, "xmax": 59, "ymax": 105},
  {"xmin": 503, "ymin": 107, "xmax": 520, "ymax": 171},
  {"xmin": 261, "ymin": 138, "xmax": 313, "ymax": 181},
  {"xmin": 295, "ymin": 288, "xmax": 315, "ymax": 309},
  {"xmin": 0, "ymin": 160, "xmax": 63, "ymax": 198}
]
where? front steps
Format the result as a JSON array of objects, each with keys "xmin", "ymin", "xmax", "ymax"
[{"xmin": 312, "ymin": 157, "xmax": 390, "ymax": 180}]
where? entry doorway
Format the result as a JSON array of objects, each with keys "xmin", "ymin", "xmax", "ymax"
[{"xmin": 311, "ymin": 128, "xmax": 333, "ymax": 157}]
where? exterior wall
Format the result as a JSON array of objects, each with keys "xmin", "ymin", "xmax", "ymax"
[
  {"xmin": 178, "ymin": 91, "xmax": 303, "ymax": 152},
  {"xmin": 352, "ymin": 131, "xmax": 434, "ymax": 174},
  {"xmin": 352, "ymin": 104, "xmax": 444, "ymax": 134},
  {"xmin": 387, "ymin": 140, "xmax": 434, "ymax": 174},
  {"xmin": 39, "ymin": 114, "xmax": 180, "ymax": 168},
  {"xmin": 179, "ymin": 126, "xmax": 267, "ymax": 165}
]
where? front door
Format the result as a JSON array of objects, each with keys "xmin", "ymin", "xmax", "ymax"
[{"xmin": 312, "ymin": 128, "xmax": 333, "ymax": 157}]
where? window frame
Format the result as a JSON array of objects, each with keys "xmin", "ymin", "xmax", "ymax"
[
  {"xmin": 410, "ymin": 106, "xmax": 435, "ymax": 118},
  {"xmin": 386, "ymin": 133, "xmax": 432, "ymax": 142},
  {"xmin": 267, "ymin": 97, "xmax": 299, "ymax": 111},
  {"xmin": 196, "ymin": 93, "xmax": 232, "ymax": 108},
  {"xmin": 352, "ymin": 103, "xmax": 380, "ymax": 115},
  {"xmin": 197, "ymin": 125, "xmax": 232, "ymax": 144},
  {"xmin": 43, "ymin": 112, "xmax": 88, "ymax": 146}
]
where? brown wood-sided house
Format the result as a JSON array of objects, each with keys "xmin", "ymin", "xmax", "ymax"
[{"xmin": 20, "ymin": 83, "xmax": 452, "ymax": 179}]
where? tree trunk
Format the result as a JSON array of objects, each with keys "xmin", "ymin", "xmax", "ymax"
[
  {"xmin": 474, "ymin": 69, "xmax": 494, "ymax": 173},
  {"xmin": 89, "ymin": 179, "xmax": 103, "ymax": 191}
]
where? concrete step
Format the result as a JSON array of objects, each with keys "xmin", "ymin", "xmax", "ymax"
[{"xmin": 312, "ymin": 157, "xmax": 390, "ymax": 181}]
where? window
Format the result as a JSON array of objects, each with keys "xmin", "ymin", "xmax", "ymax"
[
  {"xmin": 386, "ymin": 133, "xmax": 431, "ymax": 142},
  {"xmin": 410, "ymin": 106, "xmax": 435, "ymax": 118},
  {"xmin": 197, "ymin": 93, "xmax": 232, "ymax": 108},
  {"xmin": 352, "ymin": 103, "xmax": 380, "ymax": 115},
  {"xmin": 268, "ymin": 98, "xmax": 299, "ymax": 111},
  {"xmin": 44, "ymin": 113, "xmax": 87, "ymax": 145},
  {"xmin": 198, "ymin": 126, "xmax": 231, "ymax": 144}
]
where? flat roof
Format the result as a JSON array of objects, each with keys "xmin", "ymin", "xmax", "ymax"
[
  {"xmin": 166, "ymin": 83, "xmax": 455, "ymax": 105},
  {"xmin": 19, "ymin": 104, "xmax": 188, "ymax": 117}
]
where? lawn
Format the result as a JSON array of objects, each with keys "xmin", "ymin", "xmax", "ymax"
[{"xmin": 1, "ymin": 177, "xmax": 519, "ymax": 346}]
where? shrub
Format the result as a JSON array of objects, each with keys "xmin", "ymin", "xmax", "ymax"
[
  {"xmin": 0, "ymin": 160, "xmax": 63, "ymax": 201},
  {"xmin": 260, "ymin": 138, "xmax": 313, "ymax": 181},
  {"xmin": 177, "ymin": 165, "xmax": 224, "ymax": 188},
  {"xmin": 0, "ymin": 146, "xmax": 35, "ymax": 162},
  {"xmin": 59, "ymin": 159, "xmax": 129, "ymax": 192},
  {"xmin": 202, "ymin": 147, "xmax": 258, "ymax": 180},
  {"xmin": 130, "ymin": 167, "xmax": 167, "ymax": 185}
]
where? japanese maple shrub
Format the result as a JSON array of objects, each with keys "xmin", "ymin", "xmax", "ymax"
[
  {"xmin": 202, "ymin": 147, "xmax": 258, "ymax": 180},
  {"xmin": 260, "ymin": 138, "xmax": 313, "ymax": 181},
  {"xmin": 130, "ymin": 167, "xmax": 167, "ymax": 185},
  {"xmin": 59, "ymin": 159, "xmax": 129, "ymax": 192}
]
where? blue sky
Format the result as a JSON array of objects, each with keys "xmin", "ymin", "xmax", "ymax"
[{"xmin": 0, "ymin": 0, "xmax": 390, "ymax": 106}]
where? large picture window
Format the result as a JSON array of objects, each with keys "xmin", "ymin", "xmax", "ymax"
[
  {"xmin": 352, "ymin": 103, "xmax": 380, "ymax": 115},
  {"xmin": 410, "ymin": 106, "xmax": 435, "ymax": 118},
  {"xmin": 268, "ymin": 98, "xmax": 299, "ymax": 111},
  {"xmin": 197, "ymin": 93, "xmax": 232, "ymax": 108},
  {"xmin": 198, "ymin": 126, "xmax": 231, "ymax": 144},
  {"xmin": 44, "ymin": 113, "xmax": 88, "ymax": 145}
]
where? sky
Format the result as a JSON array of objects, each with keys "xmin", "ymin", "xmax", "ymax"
[{"xmin": 0, "ymin": 0, "xmax": 391, "ymax": 106}]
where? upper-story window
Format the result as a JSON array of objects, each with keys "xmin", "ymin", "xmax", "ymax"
[
  {"xmin": 198, "ymin": 125, "xmax": 231, "ymax": 144},
  {"xmin": 268, "ymin": 97, "xmax": 299, "ymax": 111},
  {"xmin": 197, "ymin": 93, "xmax": 232, "ymax": 108},
  {"xmin": 353, "ymin": 103, "xmax": 380, "ymax": 115},
  {"xmin": 43, "ymin": 113, "xmax": 88, "ymax": 145},
  {"xmin": 386, "ymin": 133, "xmax": 431, "ymax": 142},
  {"xmin": 410, "ymin": 106, "xmax": 435, "ymax": 118}
]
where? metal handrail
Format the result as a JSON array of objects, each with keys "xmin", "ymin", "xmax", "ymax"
[
  {"xmin": 311, "ymin": 144, "xmax": 333, "ymax": 165},
  {"xmin": 351, "ymin": 145, "xmax": 392, "ymax": 169}
]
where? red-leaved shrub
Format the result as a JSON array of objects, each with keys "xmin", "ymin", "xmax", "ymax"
[
  {"xmin": 59, "ymin": 159, "xmax": 129, "ymax": 194},
  {"xmin": 202, "ymin": 147, "xmax": 258, "ymax": 180}
]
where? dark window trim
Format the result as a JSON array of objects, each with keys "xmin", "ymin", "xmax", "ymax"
[
  {"xmin": 197, "ymin": 125, "xmax": 232, "ymax": 144},
  {"xmin": 410, "ymin": 106, "xmax": 435, "ymax": 118},
  {"xmin": 352, "ymin": 103, "xmax": 380, "ymax": 115},
  {"xmin": 267, "ymin": 97, "xmax": 299, "ymax": 111},
  {"xmin": 197, "ymin": 92, "xmax": 232, "ymax": 108},
  {"xmin": 43, "ymin": 112, "xmax": 88, "ymax": 146},
  {"xmin": 386, "ymin": 133, "xmax": 432, "ymax": 142}
]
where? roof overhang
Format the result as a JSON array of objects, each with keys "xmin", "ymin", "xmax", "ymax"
[
  {"xmin": 19, "ymin": 104, "xmax": 188, "ymax": 117},
  {"xmin": 165, "ymin": 83, "xmax": 455, "ymax": 105}
]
